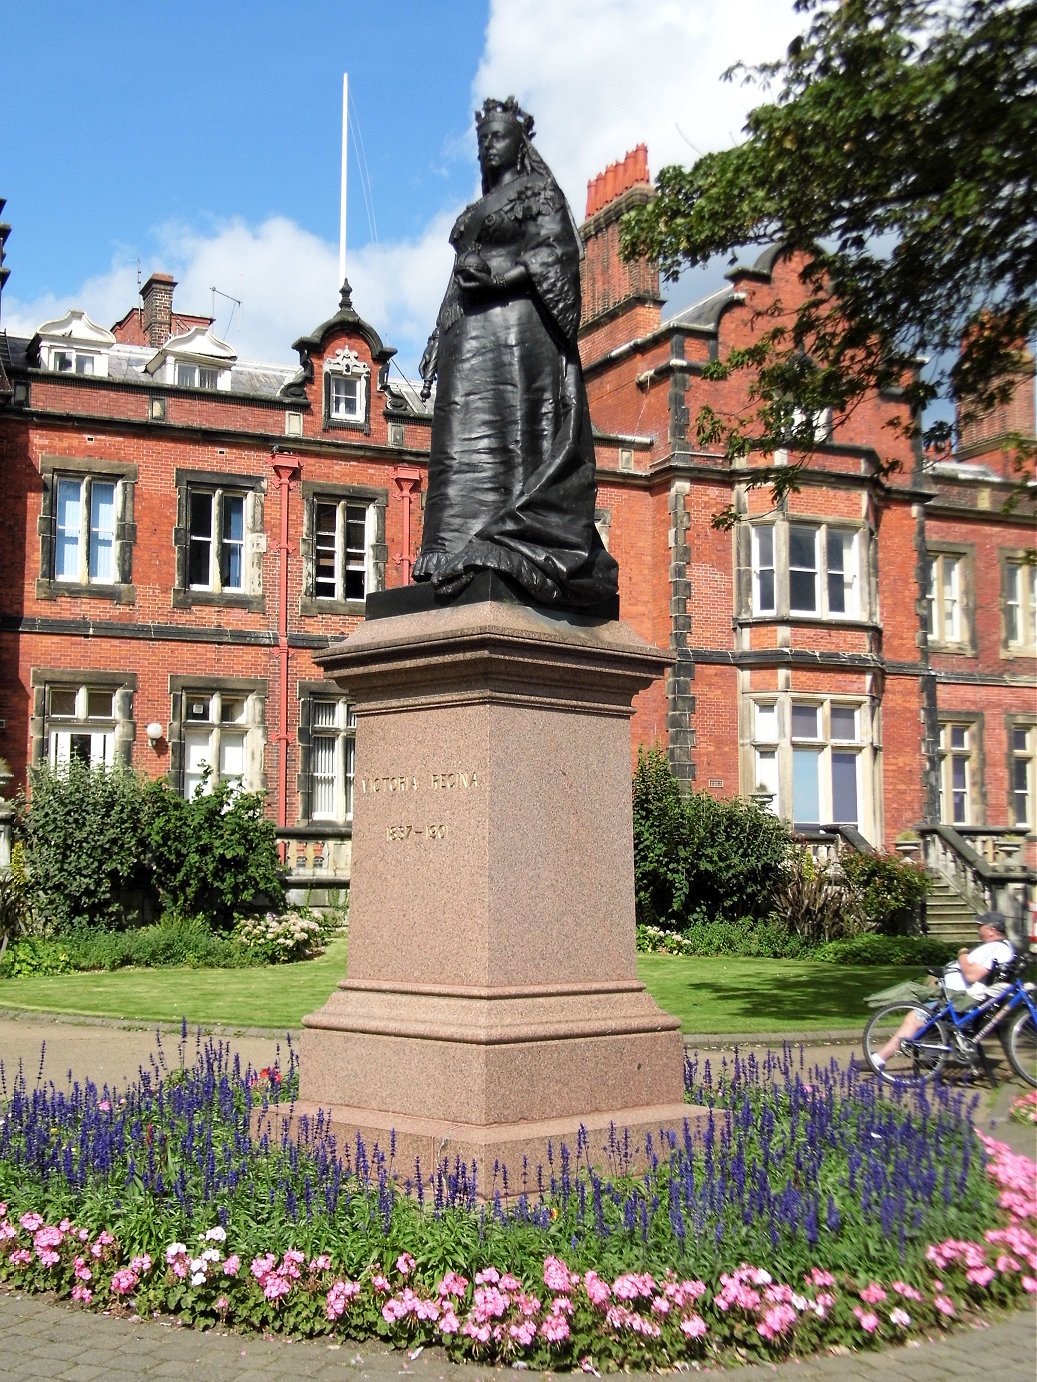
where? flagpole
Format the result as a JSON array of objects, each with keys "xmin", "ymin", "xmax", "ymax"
[{"xmin": 338, "ymin": 73, "xmax": 348, "ymax": 288}]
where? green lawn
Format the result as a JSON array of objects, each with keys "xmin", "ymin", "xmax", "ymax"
[{"xmin": 0, "ymin": 941, "xmax": 910, "ymax": 1034}]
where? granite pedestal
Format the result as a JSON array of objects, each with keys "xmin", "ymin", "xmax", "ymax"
[{"xmin": 285, "ymin": 587, "xmax": 705, "ymax": 1188}]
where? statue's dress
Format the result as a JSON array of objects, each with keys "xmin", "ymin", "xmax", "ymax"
[{"xmin": 413, "ymin": 173, "xmax": 619, "ymax": 607}]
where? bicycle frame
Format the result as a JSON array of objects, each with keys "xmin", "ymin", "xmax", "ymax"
[{"xmin": 907, "ymin": 976, "xmax": 1037, "ymax": 1061}]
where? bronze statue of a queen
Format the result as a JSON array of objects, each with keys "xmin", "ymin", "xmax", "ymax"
[{"xmin": 415, "ymin": 97, "xmax": 619, "ymax": 609}]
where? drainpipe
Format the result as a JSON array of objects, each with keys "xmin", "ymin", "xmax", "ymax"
[
  {"xmin": 271, "ymin": 451, "xmax": 301, "ymax": 859},
  {"xmin": 392, "ymin": 465, "xmax": 422, "ymax": 585}
]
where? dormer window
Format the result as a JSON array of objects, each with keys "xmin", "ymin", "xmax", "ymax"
[
  {"xmin": 175, "ymin": 361, "xmax": 222, "ymax": 390},
  {"xmin": 323, "ymin": 347, "xmax": 370, "ymax": 430},
  {"xmin": 144, "ymin": 326, "xmax": 236, "ymax": 392},
  {"xmin": 32, "ymin": 310, "xmax": 114, "ymax": 379},
  {"xmin": 53, "ymin": 349, "xmax": 97, "ymax": 376},
  {"xmin": 329, "ymin": 374, "xmax": 362, "ymax": 419}
]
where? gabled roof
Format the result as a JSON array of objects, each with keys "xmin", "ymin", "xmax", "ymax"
[
  {"xmin": 291, "ymin": 280, "xmax": 395, "ymax": 364},
  {"xmin": 143, "ymin": 326, "xmax": 237, "ymax": 376},
  {"xmin": 29, "ymin": 308, "xmax": 115, "ymax": 356}
]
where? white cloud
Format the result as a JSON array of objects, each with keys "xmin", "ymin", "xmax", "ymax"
[
  {"xmin": 474, "ymin": 0, "xmax": 800, "ymax": 216},
  {"xmin": 4, "ymin": 3, "xmax": 803, "ymax": 380}
]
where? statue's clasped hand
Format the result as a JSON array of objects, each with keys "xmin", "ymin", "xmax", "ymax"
[{"xmin": 454, "ymin": 251, "xmax": 508, "ymax": 297}]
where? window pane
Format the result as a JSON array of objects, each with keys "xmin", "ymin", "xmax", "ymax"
[
  {"xmin": 220, "ymin": 495, "xmax": 245, "ymax": 590},
  {"xmin": 791, "ymin": 704, "xmax": 820, "ymax": 739},
  {"xmin": 792, "ymin": 748, "xmax": 821, "ymax": 826},
  {"xmin": 188, "ymin": 492, "xmax": 213, "ymax": 587},
  {"xmin": 312, "ymin": 699, "xmax": 338, "ymax": 729},
  {"xmin": 220, "ymin": 697, "xmax": 246, "ymax": 725},
  {"xmin": 950, "ymin": 725, "xmax": 967, "ymax": 750},
  {"xmin": 89, "ymin": 481, "xmax": 116, "ymax": 582},
  {"xmin": 86, "ymin": 690, "xmax": 114, "ymax": 719},
  {"xmin": 752, "ymin": 528, "xmax": 775, "ymax": 613},
  {"xmin": 344, "ymin": 734, "xmax": 356, "ymax": 819},
  {"xmin": 314, "ymin": 502, "xmax": 338, "ymax": 597},
  {"xmin": 311, "ymin": 734, "xmax": 337, "ymax": 818},
  {"xmin": 186, "ymin": 696, "xmax": 212, "ymax": 722},
  {"xmin": 789, "ymin": 525, "xmax": 817, "ymax": 569},
  {"xmin": 49, "ymin": 689, "xmax": 77, "ymax": 717},
  {"xmin": 826, "ymin": 530, "xmax": 855, "ymax": 615},
  {"xmin": 184, "ymin": 729, "xmax": 211, "ymax": 797},
  {"xmin": 175, "ymin": 362, "xmax": 196, "ymax": 387},
  {"xmin": 199, "ymin": 367, "xmax": 219, "ymax": 390},
  {"xmin": 831, "ymin": 752, "xmax": 858, "ymax": 823},
  {"xmin": 55, "ymin": 478, "xmax": 82, "ymax": 580},
  {"xmin": 75, "ymin": 355, "xmax": 95, "ymax": 376},
  {"xmin": 219, "ymin": 731, "xmax": 245, "ymax": 781},
  {"xmin": 755, "ymin": 703, "xmax": 778, "ymax": 741},
  {"xmin": 830, "ymin": 706, "xmax": 858, "ymax": 741},
  {"xmin": 754, "ymin": 748, "xmax": 779, "ymax": 807}
]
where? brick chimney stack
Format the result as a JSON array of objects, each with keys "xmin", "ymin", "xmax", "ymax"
[
  {"xmin": 957, "ymin": 347, "xmax": 1036, "ymax": 474},
  {"xmin": 141, "ymin": 272, "xmax": 177, "ymax": 347},
  {"xmin": 578, "ymin": 144, "xmax": 662, "ymax": 365}
]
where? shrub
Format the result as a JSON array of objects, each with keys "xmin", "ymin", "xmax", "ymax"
[
  {"xmin": 0, "ymin": 917, "xmax": 263, "ymax": 975},
  {"xmin": 772, "ymin": 849, "xmax": 868, "ymax": 944},
  {"xmin": 0, "ymin": 935, "xmax": 75, "ymax": 977},
  {"xmin": 632, "ymin": 747, "xmax": 694, "ymax": 927},
  {"xmin": 813, "ymin": 933, "xmax": 957, "ymax": 966},
  {"xmin": 143, "ymin": 772, "xmax": 284, "ymax": 930},
  {"xmin": 840, "ymin": 849, "xmax": 931, "ymax": 936},
  {"xmin": 632, "ymin": 748, "xmax": 793, "ymax": 928},
  {"xmin": 17, "ymin": 761, "xmax": 157, "ymax": 934},
  {"xmin": 640, "ymin": 918, "xmax": 819, "ymax": 960},
  {"xmin": 235, "ymin": 910, "xmax": 324, "ymax": 963}
]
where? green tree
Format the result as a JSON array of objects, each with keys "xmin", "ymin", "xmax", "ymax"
[
  {"xmin": 17, "ymin": 761, "xmax": 157, "ymax": 932},
  {"xmin": 632, "ymin": 747, "xmax": 793, "ymax": 927},
  {"xmin": 621, "ymin": 0, "xmax": 1036, "ymax": 510},
  {"xmin": 143, "ymin": 772, "xmax": 284, "ymax": 929}
]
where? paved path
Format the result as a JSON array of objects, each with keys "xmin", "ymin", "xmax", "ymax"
[{"xmin": 0, "ymin": 1013, "xmax": 1034, "ymax": 1378}]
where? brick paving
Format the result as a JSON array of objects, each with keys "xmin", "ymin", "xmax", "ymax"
[{"xmin": 0, "ymin": 1015, "xmax": 1034, "ymax": 1377}]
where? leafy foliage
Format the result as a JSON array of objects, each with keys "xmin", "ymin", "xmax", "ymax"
[
  {"xmin": 637, "ymin": 918, "xmax": 817, "ymax": 960},
  {"xmin": 772, "ymin": 849, "xmax": 869, "ymax": 944},
  {"xmin": 17, "ymin": 761, "xmax": 158, "ymax": 934},
  {"xmin": 620, "ymin": 0, "xmax": 1037, "ymax": 508},
  {"xmin": 15, "ymin": 762, "xmax": 285, "ymax": 939},
  {"xmin": 0, "ymin": 917, "xmax": 265, "ymax": 977},
  {"xmin": 814, "ymin": 933, "xmax": 956, "ymax": 966},
  {"xmin": 632, "ymin": 747, "xmax": 792, "ymax": 927},
  {"xmin": 840, "ymin": 849, "xmax": 931, "ymax": 936},
  {"xmin": 143, "ymin": 771, "xmax": 284, "ymax": 931}
]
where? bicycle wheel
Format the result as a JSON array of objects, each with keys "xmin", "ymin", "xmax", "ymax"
[
  {"xmin": 864, "ymin": 1002, "xmax": 950, "ymax": 1086},
  {"xmin": 1005, "ymin": 1008, "xmax": 1037, "ymax": 1088}
]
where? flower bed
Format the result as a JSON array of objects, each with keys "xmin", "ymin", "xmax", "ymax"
[{"xmin": 0, "ymin": 1032, "xmax": 1033, "ymax": 1370}]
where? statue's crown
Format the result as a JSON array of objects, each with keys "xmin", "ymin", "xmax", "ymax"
[{"xmin": 475, "ymin": 96, "xmax": 534, "ymax": 140}]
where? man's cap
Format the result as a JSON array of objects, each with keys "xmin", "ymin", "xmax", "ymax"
[{"xmin": 977, "ymin": 910, "xmax": 1008, "ymax": 934}]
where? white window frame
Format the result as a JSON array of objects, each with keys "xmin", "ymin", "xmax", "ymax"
[
  {"xmin": 1003, "ymin": 557, "xmax": 1036, "ymax": 654},
  {"xmin": 307, "ymin": 697, "xmax": 357, "ymax": 822},
  {"xmin": 926, "ymin": 550, "xmax": 968, "ymax": 647},
  {"xmin": 1009, "ymin": 719, "xmax": 1036, "ymax": 831},
  {"xmin": 323, "ymin": 347, "xmax": 370, "ymax": 427},
  {"xmin": 938, "ymin": 718, "xmax": 979, "ymax": 827},
  {"xmin": 46, "ymin": 684, "xmax": 118, "ymax": 769},
  {"xmin": 749, "ymin": 695, "xmax": 869, "ymax": 836},
  {"xmin": 175, "ymin": 361, "xmax": 223, "ymax": 390},
  {"xmin": 749, "ymin": 520, "xmax": 862, "ymax": 619},
  {"xmin": 181, "ymin": 690, "xmax": 256, "ymax": 799},
  {"xmin": 54, "ymin": 475, "xmax": 118, "ymax": 584},
  {"xmin": 51, "ymin": 348, "xmax": 98, "ymax": 376},
  {"xmin": 313, "ymin": 498, "xmax": 376, "ymax": 603},
  {"xmin": 187, "ymin": 488, "xmax": 248, "ymax": 593}
]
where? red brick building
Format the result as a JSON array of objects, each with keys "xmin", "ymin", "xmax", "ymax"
[{"xmin": 0, "ymin": 151, "xmax": 1033, "ymax": 898}]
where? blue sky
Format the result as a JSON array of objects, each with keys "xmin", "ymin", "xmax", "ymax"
[{"xmin": 2, "ymin": 0, "xmax": 801, "ymax": 381}]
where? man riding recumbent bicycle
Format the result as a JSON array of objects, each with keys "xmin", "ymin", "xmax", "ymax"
[{"xmin": 862, "ymin": 910, "xmax": 1037, "ymax": 1088}]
